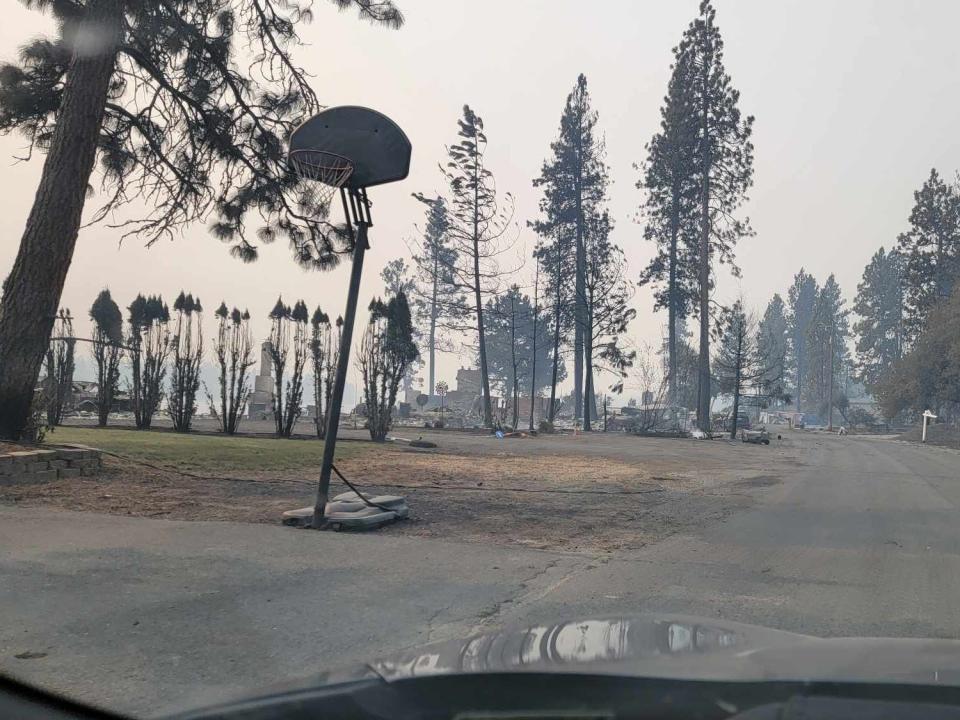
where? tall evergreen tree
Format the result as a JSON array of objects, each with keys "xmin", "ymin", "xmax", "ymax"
[
  {"xmin": 381, "ymin": 258, "xmax": 415, "ymax": 297},
  {"xmin": 579, "ymin": 212, "xmax": 636, "ymax": 430},
  {"xmin": 805, "ymin": 274, "xmax": 849, "ymax": 418},
  {"xmin": 484, "ymin": 284, "xmax": 561, "ymax": 430},
  {"xmin": 0, "ymin": 0, "xmax": 404, "ymax": 440},
  {"xmin": 532, "ymin": 74, "xmax": 609, "ymax": 422},
  {"xmin": 638, "ymin": 46, "xmax": 699, "ymax": 402},
  {"xmin": 896, "ymin": 168, "xmax": 960, "ymax": 343},
  {"xmin": 485, "ymin": 286, "xmax": 525, "ymax": 430},
  {"xmin": 756, "ymin": 294, "xmax": 789, "ymax": 405},
  {"xmin": 853, "ymin": 247, "xmax": 904, "ymax": 389},
  {"xmin": 714, "ymin": 300, "xmax": 781, "ymax": 438},
  {"xmin": 787, "ymin": 269, "xmax": 819, "ymax": 412},
  {"xmin": 532, "ymin": 213, "xmax": 575, "ymax": 424},
  {"xmin": 417, "ymin": 105, "xmax": 515, "ymax": 428},
  {"xmin": 678, "ymin": 0, "xmax": 755, "ymax": 430},
  {"xmin": 409, "ymin": 197, "xmax": 466, "ymax": 396}
]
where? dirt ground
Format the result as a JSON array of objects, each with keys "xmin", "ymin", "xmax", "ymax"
[{"xmin": 0, "ymin": 429, "xmax": 803, "ymax": 554}]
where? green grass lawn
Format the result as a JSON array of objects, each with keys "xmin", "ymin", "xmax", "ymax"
[{"xmin": 44, "ymin": 427, "xmax": 376, "ymax": 473}]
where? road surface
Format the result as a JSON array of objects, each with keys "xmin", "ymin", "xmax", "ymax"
[{"xmin": 2, "ymin": 432, "xmax": 959, "ymax": 715}]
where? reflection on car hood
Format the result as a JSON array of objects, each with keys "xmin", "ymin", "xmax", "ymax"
[{"xmin": 367, "ymin": 613, "xmax": 960, "ymax": 686}]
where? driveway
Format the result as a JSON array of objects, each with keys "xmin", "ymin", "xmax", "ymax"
[{"xmin": 2, "ymin": 432, "xmax": 960, "ymax": 715}]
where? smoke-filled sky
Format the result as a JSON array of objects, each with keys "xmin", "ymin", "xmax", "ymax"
[{"xmin": 2, "ymin": 0, "xmax": 960, "ymax": 400}]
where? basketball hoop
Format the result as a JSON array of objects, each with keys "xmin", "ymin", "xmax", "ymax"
[
  {"xmin": 287, "ymin": 106, "xmax": 412, "ymax": 530},
  {"xmin": 289, "ymin": 149, "xmax": 354, "ymax": 210}
]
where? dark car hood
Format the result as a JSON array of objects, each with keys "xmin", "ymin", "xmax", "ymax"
[{"xmin": 365, "ymin": 613, "xmax": 960, "ymax": 686}]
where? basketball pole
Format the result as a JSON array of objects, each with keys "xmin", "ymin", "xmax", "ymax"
[{"xmin": 313, "ymin": 188, "xmax": 370, "ymax": 529}]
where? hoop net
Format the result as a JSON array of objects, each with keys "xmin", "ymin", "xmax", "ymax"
[{"xmin": 290, "ymin": 149, "xmax": 354, "ymax": 212}]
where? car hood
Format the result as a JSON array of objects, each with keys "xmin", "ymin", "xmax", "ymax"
[{"xmin": 363, "ymin": 613, "xmax": 960, "ymax": 686}]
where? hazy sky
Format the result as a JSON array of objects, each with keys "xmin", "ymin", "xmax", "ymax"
[{"xmin": 2, "ymin": 0, "xmax": 960, "ymax": 398}]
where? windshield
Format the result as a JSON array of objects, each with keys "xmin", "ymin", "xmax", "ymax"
[{"xmin": 1, "ymin": 0, "xmax": 959, "ymax": 717}]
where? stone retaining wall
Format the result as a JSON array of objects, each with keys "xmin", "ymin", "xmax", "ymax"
[{"xmin": 0, "ymin": 447, "xmax": 103, "ymax": 485}]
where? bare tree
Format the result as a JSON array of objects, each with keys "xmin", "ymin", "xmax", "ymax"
[
  {"xmin": 282, "ymin": 300, "xmax": 309, "ymax": 437},
  {"xmin": 168, "ymin": 292, "xmax": 203, "ymax": 432},
  {"xmin": 209, "ymin": 304, "xmax": 254, "ymax": 435},
  {"xmin": 310, "ymin": 306, "xmax": 335, "ymax": 439},
  {"xmin": 44, "ymin": 309, "xmax": 76, "ymax": 427}
]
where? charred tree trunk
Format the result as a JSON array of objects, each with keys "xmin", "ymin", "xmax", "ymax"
[
  {"xmin": 548, "ymin": 241, "xmax": 563, "ymax": 424},
  {"xmin": 0, "ymin": 0, "xmax": 122, "ymax": 439},
  {"xmin": 668, "ymin": 196, "xmax": 680, "ymax": 403},
  {"xmin": 473, "ymin": 237, "xmax": 493, "ymax": 428},
  {"xmin": 696, "ymin": 91, "xmax": 712, "ymax": 432},
  {"xmin": 428, "ymin": 252, "xmax": 439, "ymax": 397}
]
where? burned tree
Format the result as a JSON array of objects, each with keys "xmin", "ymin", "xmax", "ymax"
[
  {"xmin": 533, "ymin": 74, "xmax": 609, "ymax": 422},
  {"xmin": 638, "ymin": 44, "xmax": 700, "ymax": 402},
  {"xmin": 89, "ymin": 290, "xmax": 123, "ymax": 427},
  {"xmin": 209, "ymin": 303, "xmax": 254, "ymax": 435},
  {"xmin": 283, "ymin": 300, "xmax": 309, "ymax": 437},
  {"xmin": 128, "ymin": 294, "xmax": 170, "ymax": 429},
  {"xmin": 417, "ymin": 105, "xmax": 515, "ymax": 429},
  {"xmin": 580, "ymin": 213, "xmax": 636, "ymax": 430},
  {"xmin": 168, "ymin": 292, "xmax": 204, "ymax": 432},
  {"xmin": 409, "ymin": 197, "xmax": 465, "ymax": 397},
  {"xmin": 677, "ymin": 1, "xmax": 755, "ymax": 430},
  {"xmin": 44, "ymin": 309, "xmax": 76, "ymax": 427},
  {"xmin": 309, "ymin": 306, "xmax": 337, "ymax": 439},
  {"xmin": 358, "ymin": 292, "xmax": 418, "ymax": 442},
  {"xmin": 0, "ymin": 0, "xmax": 404, "ymax": 440}
]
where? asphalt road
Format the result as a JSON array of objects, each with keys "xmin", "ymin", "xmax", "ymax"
[{"xmin": 2, "ymin": 432, "xmax": 960, "ymax": 716}]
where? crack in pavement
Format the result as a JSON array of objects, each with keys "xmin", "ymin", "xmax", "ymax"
[{"xmin": 467, "ymin": 556, "xmax": 598, "ymax": 634}]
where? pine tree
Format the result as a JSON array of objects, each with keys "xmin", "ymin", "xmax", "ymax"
[
  {"xmin": 532, "ymin": 74, "xmax": 609, "ymax": 422},
  {"xmin": 485, "ymin": 284, "xmax": 562, "ymax": 429},
  {"xmin": 787, "ymin": 269, "xmax": 819, "ymax": 412},
  {"xmin": 0, "ymin": 0, "xmax": 404, "ymax": 440},
  {"xmin": 417, "ymin": 105, "xmax": 515, "ymax": 428},
  {"xmin": 89, "ymin": 289, "xmax": 124, "ymax": 427},
  {"xmin": 381, "ymin": 258, "xmax": 414, "ymax": 297},
  {"xmin": 853, "ymin": 247, "xmax": 904, "ymax": 389},
  {"xmin": 638, "ymin": 46, "xmax": 699, "ymax": 402},
  {"xmin": 714, "ymin": 300, "xmax": 781, "ymax": 438},
  {"xmin": 756, "ymin": 294, "xmax": 789, "ymax": 405},
  {"xmin": 579, "ymin": 212, "xmax": 636, "ymax": 430},
  {"xmin": 409, "ymin": 197, "xmax": 466, "ymax": 397},
  {"xmin": 805, "ymin": 275, "xmax": 849, "ymax": 420},
  {"xmin": 896, "ymin": 169, "xmax": 960, "ymax": 343},
  {"xmin": 679, "ymin": 0, "xmax": 755, "ymax": 430},
  {"xmin": 532, "ymin": 220, "xmax": 575, "ymax": 424}
]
